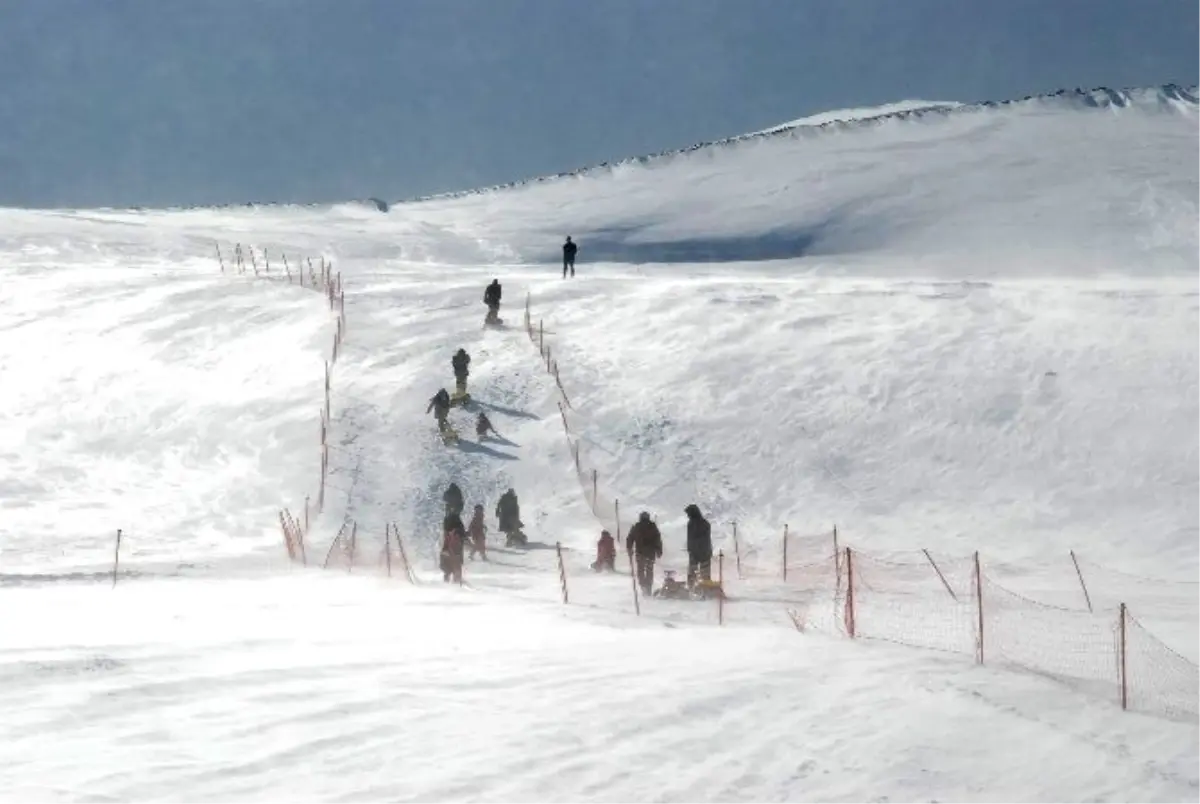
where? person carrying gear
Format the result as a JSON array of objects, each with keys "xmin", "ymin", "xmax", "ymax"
[
  {"xmin": 468, "ymin": 504, "xmax": 488, "ymax": 561},
  {"xmin": 443, "ymin": 482, "xmax": 464, "ymax": 518},
  {"xmin": 625, "ymin": 512, "xmax": 662, "ymax": 595},
  {"xmin": 440, "ymin": 511, "xmax": 466, "ymax": 583},
  {"xmin": 451, "ymin": 349, "xmax": 471, "ymax": 395},
  {"xmin": 426, "ymin": 388, "xmax": 451, "ymax": 430},
  {"xmin": 496, "ymin": 488, "xmax": 525, "ymax": 546},
  {"xmin": 591, "ymin": 529, "xmax": 616, "ymax": 572},
  {"xmin": 475, "ymin": 411, "xmax": 498, "ymax": 440},
  {"xmin": 562, "ymin": 236, "xmax": 577, "ymax": 278},
  {"xmin": 684, "ymin": 504, "xmax": 713, "ymax": 588},
  {"xmin": 483, "ymin": 279, "xmax": 502, "ymax": 324}
]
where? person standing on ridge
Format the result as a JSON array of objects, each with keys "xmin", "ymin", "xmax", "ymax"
[
  {"xmin": 626, "ymin": 512, "xmax": 662, "ymax": 595},
  {"xmin": 483, "ymin": 279, "xmax": 502, "ymax": 324},
  {"xmin": 562, "ymin": 236, "xmax": 577, "ymax": 278},
  {"xmin": 451, "ymin": 348, "xmax": 471, "ymax": 396},
  {"xmin": 684, "ymin": 504, "xmax": 712, "ymax": 588}
]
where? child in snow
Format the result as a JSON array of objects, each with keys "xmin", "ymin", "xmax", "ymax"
[
  {"xmin": 591, "ymin": 530, "xmax": 616, "ymax": 572},
  {"xmin": 468, "ymin": 504, "xmax": 488, "ymax": 561}
]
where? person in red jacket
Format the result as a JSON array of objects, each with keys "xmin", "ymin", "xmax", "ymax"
[
  {"xmin": 440, "ymin": 512, "xmax": 466, "ymax": 583},
  {"xmin": 591, "ymin": 530, "xmax": 616, "ymax": 572}
]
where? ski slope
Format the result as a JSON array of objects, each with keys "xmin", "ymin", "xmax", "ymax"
[{"xmin": 0, "ymin": 84, "xmax": 1197, "ymax": 802}]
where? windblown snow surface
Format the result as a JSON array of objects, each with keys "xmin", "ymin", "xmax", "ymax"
[{"xmin": 1, "ymin": 85, "xmax": 1198, "ymax": 802}]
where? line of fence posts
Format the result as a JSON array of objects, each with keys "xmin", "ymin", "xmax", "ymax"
[{"xmin": 832, "ymin": 545, "xmax": 1137, "ymax": 711}]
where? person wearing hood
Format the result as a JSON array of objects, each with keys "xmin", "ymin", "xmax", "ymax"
[
  {"xmin": 684, "ymin": 503, "xmax": 712, "ymax": 588},
  {"xmin": 625, "ymin": 511, "xmax": 662, "ymax": 595},
  {"xmin": 443, "ymin": 482, "xmax": 464, "ymax": 518},
  {"xmin": 483, "ymin": 279, "xmax": 502, "ymax": 324}
]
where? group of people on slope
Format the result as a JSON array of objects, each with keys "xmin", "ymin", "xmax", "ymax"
[
  {"xmin": 439, "ymin": 483, "xmax": 525, "ymax": 583},
  {"xmin": 590, "ymin": 504, "xmax": 712, "ymax": 596},
  {"xmin": 426, "ymin": 346, "xmax": 502, "ymax": 439}
]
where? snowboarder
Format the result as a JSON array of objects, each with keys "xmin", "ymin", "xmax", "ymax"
[
  {"xmin": 441, "ymin": 511, "xmax": 466, "ymax": 583},
  {"xmin": 591, "ymin": 529, "xmax": 616, "ymax": 572},
  {"xmin": 562, "ymin": 236, "xmax": 577, "ymax": 278},
  {"xmin": 443, "ymin": 482, "xmax": 464, "ymax": 518},
  {"xmin": 483, "ymin": 279, "xmax": 502, "ymax": 324},
  {"xmin": 452, "ymin": 348, "xmax": 471, "ymax": 396},
  {"xmin": 426, "ymin": 388, "xmax": 452, "ymax": 432},
  {"xmin": 467, "ymin": 503, "xmax": 488, "ymax": 561},
  {"xmin": 684, "ymin": 504, "xmax": 712, "ymax": 588},
  {"xmin": 496, "ymin": 488, "xmax": 526, "ymax": 546},
  {"xmin": 475, "ymin": 411, "xmax": 498, "ymax": 440},
  {"xmin": 626, "ymin": 512, "xmax": 662, "ymax": 595}
]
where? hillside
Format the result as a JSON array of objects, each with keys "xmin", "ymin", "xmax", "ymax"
[{"xmin": 0, "ymin": 86, "xmax": 1196, "ymax": 801}]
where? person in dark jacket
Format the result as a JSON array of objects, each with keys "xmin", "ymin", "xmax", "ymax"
[
  {"xmin": 451, "ymin": 349, "xmax": 471, "ymax": 395},
  {"xmin": 467, "ymin": 503, "xmax": 488, "ymax": 561},
  {"xmin": 441, "ymin": 511, "xmax": 466, "ymax": 583},
  {"xmin": 426, "ymin": 388, "xmax": 451, "ymax": 430},
  {"xmin": 625, "ymin": 512, "xmax": 662, "ymax": 594},
  {"xmin": 562, "ymin": 236, "xmax": 577, "ymax": 278},
  {"xmin": 475, "ymin": 411, "xmax": 498, "ymax": 440},
  {"xmin": 443, "ymin": 482, "xmax": 464, "ymax": 518},
  {"xmin": 483, "ymin": 279, "xmax": 502, "ymax": 323},
  {"xmin": 684, "ymin": 504, "xmax": 712, "ymax": 587},
  {"xmin": 496, "ymin": 488, "xmax": 525, "ymax": 546}
]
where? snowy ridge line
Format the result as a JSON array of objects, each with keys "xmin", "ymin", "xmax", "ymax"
[
  {"xmin": 398, "ymin": 83, "xmax": 1198, "ymax": 207},
  {"xmin": 211, "ymin": 241, "xmax": 347, "ymax": 569},
  {"xmin": 520, "ymin": 294, "xmax": 1198, "ymax": 719}
]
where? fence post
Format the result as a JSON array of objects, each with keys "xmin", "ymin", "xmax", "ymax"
[
  {"xmin": 733, "ymin": 521, "xmax": 742, "ymax": 578},
  {"xmin": 558, "ymin": 401, "xmax": 569, "ymax": 434},
  {"xmin": 539, "ymin": 320, "xmax": 544, "ymax": 352},
  {"xmin": 572, "ymin": 441, "xmax": 580, "ymax": 473},
  {"xmin": 305, "ymin": 495, "xmax": 310, "ymax": 534},
  {"xmin": 394, "ymin": 523, "xmax": 415, "ymax": 584},
  {"xmin": 615, "ymin": 499, "xmax": 622, "ymax": 544},
  {"xmin": 844, "ymin": 546, "xmax": 855, "ymax": 637},
  {"xmin": 264, "ymin": 249, "xmax": 270, "ymax": 273},
  {"xmin": 718, "ymin": 550, "xmax": 725, "ymax": 626},
  {"xmin": 1118, "ymin": 602, "xmax": 1128, "ymax": 710},
  {"xmin": 546, "ymin": 345, "xmax": 552, "ymax": 372},
  {"xmin": 782, "ymin": 524, "xmax": 789, "ymax": 582},
  {"xmin": 235, "ymin": 243, "xmax": 243, "ymax": 273},
  {"xmin": 384, "ymin": 525, "xmax": 392, "ymax": 577},
  {"xmin": 629, "ymin": 548, "xmax": 641, "ymax": 616},
  {"xmin": 250, "ymin": 247, "xmax": 259, "ymax": 276},
  {"xmin": 556, "ymin": 542, "xmax": 569, "ymax": 604},
  {"xmin": 215, "ymin": 242, "xmax": 225, "ymax": 273},
  {"xmin": 974, "ymin": 551, "xmax": 984, "ymax": 664},
  {"xmin": 347, "ymin": 521, "xmax": 358, "ymax": 572},
  {"xmin": 592, "ymin": 469, "xmax": 598, "ymax": 506},
  {"xmin": 923, "ymin": 548, "xmax": 958, "ymax": 601},
  {"xmin": 832, "ymin": 525, "xmax": 840, "ymax": 582},
  {"xmin": 112, "ymin": 529, "xmax": 122, "ymax": 588},
  {"xmin": 280, "ymin": 511, "xmax": 294, "ymax": 560},
  {"xmin": 1070, "ymin": 550, "xmax": 1093, "ymax": 613}
]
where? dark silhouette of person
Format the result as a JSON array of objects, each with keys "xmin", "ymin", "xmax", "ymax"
[{"xmin": 562, "ymin": 236, "xmax": 577, "ymax": 278}]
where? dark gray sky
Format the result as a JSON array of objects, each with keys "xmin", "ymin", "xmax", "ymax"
[{"xmin": 0, "ymin": 0, "xmax": 1195, "ymax": 208}]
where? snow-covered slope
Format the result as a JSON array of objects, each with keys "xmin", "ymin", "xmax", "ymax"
[{"xmin": 0, "ymin": 85, "xmax": 1197, "ymax": 801}]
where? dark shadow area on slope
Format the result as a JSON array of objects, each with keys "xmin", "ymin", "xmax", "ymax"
[
  {"xmin": 530, "ymin": 204, "xmax": 878, "ymax": 265},
  {"xmin": 455, "ymin": 439, "xmax": 517, "ymax": 461},
  {"xmin": 474, "ymin": 399, "xmax": 541, "ymax": 421}
]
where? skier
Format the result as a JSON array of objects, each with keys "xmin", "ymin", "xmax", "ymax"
[
  {"xmin": 684, "ymin": 503, "xmax": 712, "ymax": 588},
  {"xmin": 562, "ymin": 236, "xmax": 577, "ymax": 278},
  {"xmin": 591, "ymin": 529, "xmax": 616, "ymax": 572},
  {"xmin": 443, "ymin": 482, "xmax": 464, "ymax": 518},
  {"xmin": 626, "ymin": 512, "xmax": 662, "ymax": 595},
  {"xmin": 426, "ymin": 388, "xmax": 451, "ymax": 432},
  {"xmin": 467, "ymin": 503, "xmax": 488, "ymax": 561},
  {"xmin": 451, "ymin": 348, "xmax": 471, "ymax": 396},
  {"xmin": 495, "ymin": 488, "xmax": 525, "ymax": 546},
  {"xmin": 440, "ymin": 510, "xmax": 466, "ymax": 583},
  {"xmin": 483, "ymin": 279, "xmax": 502, "ymax": 324},
  {"xmin": 475, "ymin": 411, "xmax": 498, "ymax": 440}
]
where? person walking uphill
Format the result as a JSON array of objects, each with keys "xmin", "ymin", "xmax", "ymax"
[
  {"xmin": 626, "ymin": 512, "xmax": 662, "ymax": 595},
  {"xmin": 562, "ymin": 236, "xmax": 577, "ymax": 278},
  {"xmin": 483, "ymin": 279, "xmax": 502, "ymax": 324},
  {"xmin": 684, "ymin": 504, "xmax": 712, "ymax": 588},
  {"xmin": 451, "ymin": 348, "xmax": 471, "ymax": 396}
]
